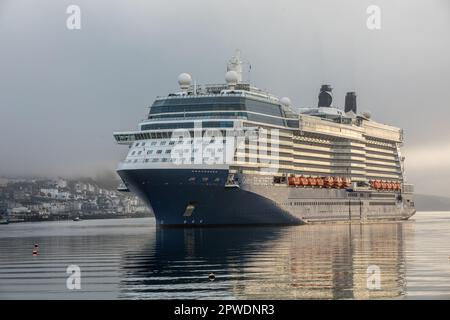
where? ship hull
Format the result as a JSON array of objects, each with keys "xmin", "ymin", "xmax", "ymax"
[
  {"xmin": 118, "ymin": 168, "xmax": 302, "ymax": 225},
  {"xmin": 118, "ymin": 168, "xmax": 415, "ymax": 226}
]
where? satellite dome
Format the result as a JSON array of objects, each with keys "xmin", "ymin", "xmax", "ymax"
[
  {"xmin": 280, "ymin": 97, "xmax": 292, "ymax": 107},
  {"xmin": 362, "ymin": 111, "xmax": 372, "ymax": 119},
  {"xmin": 178, "ymin": 73, "xmax": 192, "ymax": 90},
  {"xmin": 225, "ymin": 70, "xmax": 239, "ymax": 86}
]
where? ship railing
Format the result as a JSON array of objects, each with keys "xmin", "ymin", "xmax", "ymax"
[{"xmin": 143, "ymin": 115, "xmax": 247, "ymax": 122}]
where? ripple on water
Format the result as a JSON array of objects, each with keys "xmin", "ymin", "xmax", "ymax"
[{"xmin": 0, "ymin": 213, "xmax": 450, "ymax": 299}]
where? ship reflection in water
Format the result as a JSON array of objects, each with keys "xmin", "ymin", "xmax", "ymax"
[
  {"xmin": 1, "ymin": 212, "xmax": 450, "ymax": 299},
  {"xmin": 120, "ymin": 222, "xmax": 410, "ymax": 299}
]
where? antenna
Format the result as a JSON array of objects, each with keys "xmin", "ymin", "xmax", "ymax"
[{"xmin": 244, "ymin": 59, "xmax": 252, "ymax": 84}]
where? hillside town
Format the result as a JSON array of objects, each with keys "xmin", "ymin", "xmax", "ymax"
[{"xmin": 0, "ymin": 177, "xmax": 151, "ymax": 223}]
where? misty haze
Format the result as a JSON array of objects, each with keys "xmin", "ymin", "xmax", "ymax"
[{"xmin": 0, "ymin": 0, "xmax": 449, "ymax": 197}]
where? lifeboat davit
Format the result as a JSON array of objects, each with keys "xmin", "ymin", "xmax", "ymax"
[
  {"xmin": 316, "ymin": 177, "xmax": 324, "ymax": 188},
  {"xmin": 324, "ymin": 176, "xmax": 334, "ymax": 188},
  {"xmin": 308, "ymin": 177, "xmax": 317, "ymax": 187}
]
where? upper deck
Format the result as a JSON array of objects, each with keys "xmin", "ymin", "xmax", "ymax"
[{"xmin": 114, "ymin": 51, "xmax": 403, "ymax": 146}]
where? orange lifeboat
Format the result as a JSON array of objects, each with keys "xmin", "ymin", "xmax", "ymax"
[
  {"xmin": 294, "ymin": 176, "xmax": 301, "ymax": 186},
  {"xmin": 324, "ymin": 176, "xmax": 334, "ymax": 188},
  {"xmin": 308, "ymin": 177, "xmax": 317, "ymax": 187},
  {"xmin": 381, "ymin": 181, "xmax": 387, "ymax": 190},
  {"xmin": 334, "ymin": 177, "xmax": 343, "ymax": 188},
  {"xmin": 343, "ymin": 177, "xmax": 351, "ymax": 188},
  {"xmin": 316, "ymin": 177, "xmax": 324, "ymax": 188},
  {"xmin": 374, "ymin": 180, "xmax": 382, "ymax": 189},
  {"xmin": 288, "ymin": 176, "xmax": 296, "ymax": 186},
  {"xmin": 369, "ymin": 180, "xmax": 376, "ymax": 189},
  {"xmin": 300, "ymin": 176, "xmax": 309, "ymax": 187},
  {"xmin": 386, "ymin": 182, "xmax": 393, "ymax": 190}
]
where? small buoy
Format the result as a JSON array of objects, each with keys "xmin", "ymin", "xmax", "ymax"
[
  {"xmin": 32, "ymin": 249, "xmax": 38, "ymax": 256},
  {"xmin": 208, "ymin": 273, "xmax": 215, "ymax": 281},
  {"xmin": 34, "ymin": 243, "xmax": 39, "ymax": 248}
]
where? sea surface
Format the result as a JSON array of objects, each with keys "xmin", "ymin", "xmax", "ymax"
[{"xmin": 0, "ymin": 212, "xmax": 449, "ymax": 299}]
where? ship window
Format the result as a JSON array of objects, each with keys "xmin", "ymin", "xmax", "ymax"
[
  {"xmin": 152, "ymin": 158, "xmax": 158, "ymax": 162},
  {"xmin": 151, "ymin": 141, "xmax": 157, "ymax": 146},
  {"xmin": 138, "ymin": 151, "xmax": 142, "ymax": 155},
  {"xmin": 147, "ymin": 150, "xmax": 153, "ymax": 154},
  {"xmin": 160, "ymin": 141, "xmax": 167, "ymax": 145},
  {"xmin": 141, "ymin": 142, "xmax": 145, "ymax": 147},
  {"xmin": 131, "ymin": 151, "xmax": 136, "ymax": 155},
  {"xmin": 162, "ymin": 158, "xmax": 168, "ymax": 162},
  {"xmin": 165, "ymin": 150, "xmax": 171, "ymax": 154},
  {"xmin": 157, "ymin": 150, "xmax": 162, "ymax": 154},
  {"xmin": 141, "ymin": 121, "xmax": 233, "ymax": 131},
  {"xmin": 133, "ymin": 159, "xmax": 137, "ymax": 163},
  {"xmin": 135, "ymin": 142, "xmax": 140, "ymax": 147},
  {"xmin": 169, "ymin": 141, "xmax": 175, "ymax": 145},
  {"xmin": 145, "ymin": 159, "xmax": 149, "ymax": 162},
  {"xmin": 247, "ymin": 113, "xmax": 285, "ymax": 126},
  {"xmin": 202, "ymin": 177, "xmax": 209, "ymax": 182}
]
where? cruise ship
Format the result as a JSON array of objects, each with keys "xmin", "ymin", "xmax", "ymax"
[{"xmin": 114, "ymin": 51, "xmax": 416, "ymax": 226}]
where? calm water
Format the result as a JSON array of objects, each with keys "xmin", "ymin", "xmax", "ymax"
[{"xmin": 0, "ymin": 212, "xmax": 449, "ymax": 299}]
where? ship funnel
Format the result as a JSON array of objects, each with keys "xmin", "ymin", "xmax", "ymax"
[
  {"xmin": 344, "ymin": 92, "xmax": 357, "ymax": 113},
  {"xmin": 318, "ymin": 84, "xmax": 333, "ymax": 107}
]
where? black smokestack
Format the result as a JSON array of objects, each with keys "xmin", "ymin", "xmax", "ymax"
[
  {"xmin": 318, "ymin": 84, "xmax": 333, "ymax": 107},
  {"xmin": 344, "ymin": 92, "xmax": 357, "ymax": 113}
]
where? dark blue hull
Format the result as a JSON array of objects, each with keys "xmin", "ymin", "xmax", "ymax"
[{"xmin": 117, "ymin": 168, "xmax": 302, "ymax": 226}]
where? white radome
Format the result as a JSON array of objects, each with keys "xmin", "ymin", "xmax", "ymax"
[
  {"xmin": 280, "ymin": 97, "xmax": 292, "ymax": 107},
  {"xmin": 225, "ymin": 70, "xmax": 239, "ymax": 85},
  {"xmin": 362, "ymin": 111, "xmax": 372, "ymax": 119},
  {"xmin": 178, "ymin": 73, "xmax": 192, "ymax": 88}
]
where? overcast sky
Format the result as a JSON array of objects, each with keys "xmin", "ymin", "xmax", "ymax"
[{"xmin": 0, "ymin": 0, "xmax": 449, "ymax": 196}]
